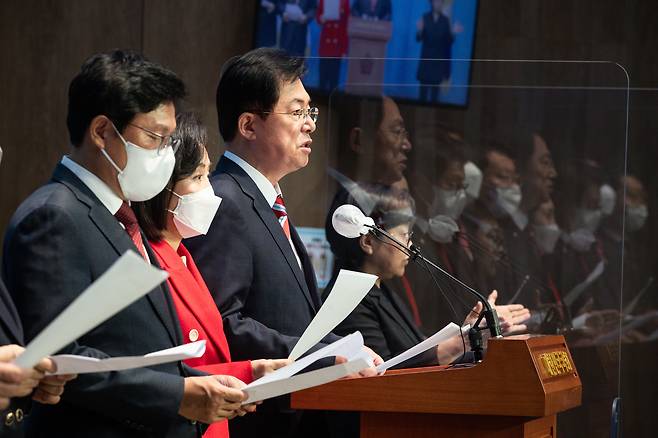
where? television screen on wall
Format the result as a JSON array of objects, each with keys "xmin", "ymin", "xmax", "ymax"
[{"xmin": 254, "ymin": 0, "xmax": 479, "ymax": 106}]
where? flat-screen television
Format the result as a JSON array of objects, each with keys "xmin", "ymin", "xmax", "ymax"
[{"xmin": 254, "ymin": 0, "xmax": 479, "ymax": 106}]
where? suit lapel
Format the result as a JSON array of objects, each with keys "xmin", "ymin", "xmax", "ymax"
[
  {"xmin": 0, "ymin": 279, "xmax": 23, "ymax": 344},
  {"xmin": 154, "ymin": 241, "xmax": 223, "ymax": 350},
  {"xmin": 52, "ymin": 163, "xmax": 180, "ymax": 346},
  {"xmin": 290, "ymin": 225, "xmax": 321, "ymax": 309},
  {"xmin": 377, "ymin": 285, "xmax": 424, "ymax": 344},
  {"xmin": 143, "ymin": 240, "xmax": 182, "ymax": 345},
  {"xmin": 217, "ymin": 157, "xmax": 317, "ymax": 312}
]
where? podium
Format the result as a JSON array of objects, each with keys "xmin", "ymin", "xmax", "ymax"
[
  {"xmin": 292, "ymin": 335, "xmax": 581, "ymax": 437},
  {"xmin": 345, "ymin": 17, "xmax": 392, "ymax": 95}
]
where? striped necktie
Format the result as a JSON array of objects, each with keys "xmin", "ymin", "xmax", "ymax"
[
  {"xmin": 115, "ymin": 202, "xmax": 148, "ymax": 261},
  {"xmin": 272, "ymin": 194, "xmax": 291, "ymax": 240}
]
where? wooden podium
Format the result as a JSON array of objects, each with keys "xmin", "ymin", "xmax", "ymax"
[{"xmin": 292, "ymin": 335, "xmax": 581, "ymax": 437}]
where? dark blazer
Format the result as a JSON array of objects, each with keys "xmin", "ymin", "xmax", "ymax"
[
  {"xmin": 0, "ymin": 278, "xmax": 22, "ymax": 346},
  {"xmin": 416, "ymin": 12, "xmax": 453, "ymax": 84},
  {"xmin": 186, "ymin": 156, "xmax": 340, "ymax": 437},
  {"xmin": 278, "ymin": 0, "xmax": 317, "ymax": 56},
  {"xmin": 1, "ymin": 277, "xmax": 28, "ymax": 438},
  {"xmin": 326, "ymin": 281, "xmax": 437, "ymax": 369},
  {"xmin": 2, "ymin": 163, "xmax": 205, "ymax": 438}
]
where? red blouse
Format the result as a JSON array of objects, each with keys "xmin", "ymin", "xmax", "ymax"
[{"xmin": 150, "ymin": 240, "xmax": 253, "ymax": 438}]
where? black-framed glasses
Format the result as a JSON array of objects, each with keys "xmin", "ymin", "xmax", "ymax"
[
  {"xmin": 127, "ymin": 122, "xmax": 181, "ymax": 154},
  {"xmin": 255, "ymin": 107, "xmax": 319, "ymax": 123}
]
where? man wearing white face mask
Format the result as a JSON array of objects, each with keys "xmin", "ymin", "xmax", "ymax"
[
  {"xmin": 408, "ymin": 134, "xmax": 489, "ymax": 333},
  {"xmin": 475, "ymin": 142, "xmax": 533, "ymax": 305},
  {"xmin": 554, "ymin": 160, "xmax": 616, "ymax": 314},
  {"xmin": 600, "ymin": 174, "xmax": 653, "ymax": 313},
  {"xmin": 2, "ymin": 51, "xmax": 249, "ymax": 437}
]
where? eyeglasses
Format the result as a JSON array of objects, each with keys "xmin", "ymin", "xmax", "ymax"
[
  {"xmin": 255, "ymin": 107, "xmax": 319, "ymax": 123},
  {"xmin": 390, "ymin": 127, "xmax": 410, "ymax": 142},
  {"xmin": 387, "ymin": 230, "xmax": 414, "ymax": 247},
  {"xmin": 127, "ymin": 122, "xmax": 181, "ymax": 154}
]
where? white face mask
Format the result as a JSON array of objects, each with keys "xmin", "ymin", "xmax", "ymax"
[
  {"xmin": 463, "ymin": 161, "xmax": 482, "ymax": 201},
  {"xmin": 429, "ymin": 187, "xmax": 468, "ymax": 220},
  {"xmin": 101, "ymin": 125, "xmax": 176, "ymax": 202},
  {"xmin": 626, "ymin": 204, "xmax": 648, "ymax": 232},
  {"xmin": 574, "ymin": 208, "xmax": 602, "ymax": 233},
  {"xmin": 495, "ymin": 184, "xmax": 522, "ymax": 216},
  {"xmin": 563, "ymin": 228, "xmax": 596, "ymax": 252},
  {"xmin": 168, "ymin": 185, "xmax": 222, "ymax": 238},
  {"xmin": 427, "ymin": 215, "xmax": 459, "ymax": 243},
  {"xmin": 533, "ymin": 223, "xmax": 561, "ymax": 254},
  {"xmin": 599, "ymin": 184, "xmax": 617, "ymax": 216}
]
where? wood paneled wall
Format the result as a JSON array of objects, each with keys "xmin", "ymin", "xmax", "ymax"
[{"xmin": 1, "ymin": 0, "xmax": 657, "ymax": 246}]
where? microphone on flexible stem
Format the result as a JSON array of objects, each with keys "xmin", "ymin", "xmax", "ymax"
[{"xmin": 332, "ymin": 205, "xmax": 502, "ymax": 361}]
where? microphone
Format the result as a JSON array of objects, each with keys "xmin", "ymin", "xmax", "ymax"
[
  {"xmin": 332, "ymin": 204, "xmax": 375, "ymax": 238},
  {"xmin": 331, "ymin": 205, "xmax": 502, "ymax": 361}
]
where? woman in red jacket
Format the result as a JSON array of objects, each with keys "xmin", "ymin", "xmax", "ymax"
[{"xmin": 134, "ymin": 112, "xmax": 289, "ymax": 438}]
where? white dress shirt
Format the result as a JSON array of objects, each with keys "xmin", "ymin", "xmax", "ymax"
[
  {"xmin": 61, "ymin": 156, "xmax": 123, "ymax": 214},
  {"xmin": 61, "ymin": 156, "xmax": 149, "ymax": 260},
  {"xmin": 223, "ymin": 151, "xmax": 302, "ymax": 268}
]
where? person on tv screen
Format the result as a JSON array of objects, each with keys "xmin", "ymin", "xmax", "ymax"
[{"xmin": 416, "ymin": 0, "xmax": 463, "ymax": 103}]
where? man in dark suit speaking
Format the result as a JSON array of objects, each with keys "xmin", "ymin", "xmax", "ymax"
[
  {"xmin": 186, "ymin": 48, "xmax": 382, "ymax": 438},
  {"xmin": 2, "ymin": 50, "xmax": 249, "ymax": 437}
]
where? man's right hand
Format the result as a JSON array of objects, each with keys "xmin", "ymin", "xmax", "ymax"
[
  {"xmin": 0, "ymin": 344, "xmax": 45, "ymax": 409},
  {"xmin": 178, "ymin": 375, "xmax": 248, "ymax": 424}
]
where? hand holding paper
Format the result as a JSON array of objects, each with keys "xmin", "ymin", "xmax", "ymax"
[
  {"xmin": 377, "ymin": 323, "xmax": 469, "ymax": 373},
  {"xmin": 48, "ymin": 340, "xmax": 207, "ymax": 375},
  {"xmin": 14, "ymin": 251, "xmax": 169, "ymax": 369},
  {"xmin": 289, "ymin": 269, "xmax": 377, "ymax": 360},
  {"xmin": 244, "ymin": 332, "xmax": 372, "ymax": 404}
]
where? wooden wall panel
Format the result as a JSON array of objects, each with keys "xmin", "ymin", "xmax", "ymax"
[
  {"xmin": 141, "ymin": 0, "xmax": 256, "ymax": 163},
  {"xmin": 0, "ymin": 0, "xmax": 143, "ymax": 247},
  {"xmin": 1, "ymin": 0, "xmax": 657, "ymax": 252}
]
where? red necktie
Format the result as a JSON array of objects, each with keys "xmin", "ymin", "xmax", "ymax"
[
  {"xmin": 272, "ymin": 195, "xmax": 291, "ymax": 240},
  {"xmin": 115, "ymin": 202, "xmax": 148, "ymax": 261}
]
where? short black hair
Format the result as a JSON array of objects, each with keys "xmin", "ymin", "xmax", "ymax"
[
  {"xmin": 326, "ymin": 183, "xmax": 415, "ymax": 271},
  {"xmin": 433, "ymin": 127, "xmax": 468, "ymax": 178},
  {"xmin": 133, "ymin": 112, "xmax": 206, "ymax": 241},
  {"xmin": 67, "ymin": 49, "xmax": 186, "ymax": 146},
  {"xmin": 216, "ymin": 47, "xmax": 307, "ymax": 142},
  {"xmin": 476, "ymin": 138, "xmax": 516, "ymax": 173}
]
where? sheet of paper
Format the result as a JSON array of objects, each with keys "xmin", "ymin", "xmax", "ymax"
[
  {"xmin": 259, "ymin": 332, "xmax": 368, "ymax": 386},
  {"xmin": 49, "ymin": 340, "xmax": 206, "ymax": 375},
  {"xmin": 289, "ymin": 269, "xmax": 377, "ymax": 360},
  {"xmin": 243, "ymin": 357, "xmax": 370, "ymax": 404},
  {"xmin": 15, "ymin": 251, "xmax": 169, "ymax": 369},
  {"xmin": 563, "ymin": 260, "xmax": 605, "ymax": 307},
  {"xmin": 377, "ymin": 323, "xmax": 467, "ymax": 373},
  {"xmin": 323, "ymin": 0, "xmax": 341, "ymax": 20}
]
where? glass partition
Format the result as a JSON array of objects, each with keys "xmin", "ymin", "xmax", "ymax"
[{"xmin": 287, "ymin": 57, "xmax": 644, "ymax": 437}]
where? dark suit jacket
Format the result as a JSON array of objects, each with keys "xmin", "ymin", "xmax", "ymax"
[
  {"xmin": 326, "ymin": 281, "xmax": 437, "ymax": 369},
  {"xmin": 278, "ymin": 0, "xmax": 317, "ymax": 56},
  {"xmin": 2, "ymin": 163, "xmax": 205, "ymax": 438},
  {"xmin": 1, "ymin": 277, "xmax": 28, "ymax": 438},
  {"xmin": 416, "ymin": 12, "xmax": 453, "ymax": 84},
  {"xmin": 0, "ymin": 278, "xmax": 22, "ymax": 346},
  {"xmin": 185, "ymin": 156, "xmax": 340, "ymax": 437}
]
